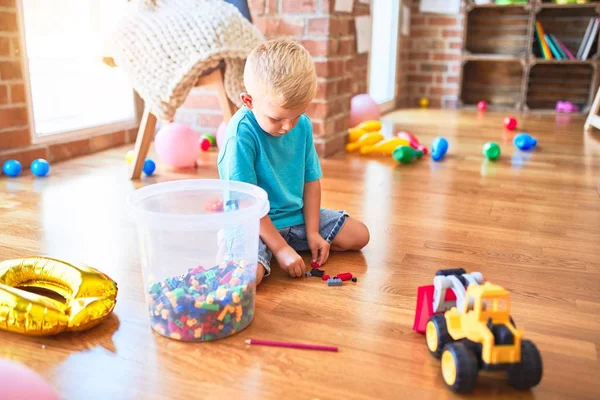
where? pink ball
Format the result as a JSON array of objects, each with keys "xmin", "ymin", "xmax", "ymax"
[
  {"xmin": 216, "ymin": 121, "xmax": 227, "ymax": 149},
  {"xmin": 349, "ymin": 94, "xmax": 381, "ymax": 129},
  {"xmin": 0, "ymin": 359, "xmax": 59, "ymax": 400},
  {"xmin": 504, "ymin": 116, "xmax": 518, "ymax": 131},
  {"xmin": 154, "ymin": 123, "xmax": 200, "ymax": 168},
  {"xmin": 477, "ymin": 100, "xmax": 488, "ymax": 111}
]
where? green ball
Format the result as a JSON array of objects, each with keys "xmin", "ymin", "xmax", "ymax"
[
  {"xmin": 201, "ymin": 134, "xmax": 216, "ymax": 147},
  {"xmin": 483, "ymin": 142, "xmax": 501, "ymax": 161}
]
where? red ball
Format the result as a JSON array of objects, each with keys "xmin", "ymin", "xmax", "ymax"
[
  {"xmin": 204, "ymin": 199, "xmax": 223, "ymax": 212},
  {"xmin": 199, "ymin": 137, "xmax": 211, "ymax": 152},
  {"xmin": 477, "ymin": 100, "xmax": 487, "ymax": 111},
  {"xmin": 504, "ymin": 117, "xmax": 517, "ymax": 131}
]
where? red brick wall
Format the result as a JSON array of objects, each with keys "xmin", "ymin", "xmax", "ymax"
[
  {"xmin": 0, "ymin": 0, "xmax": 29, "ymax": 151},
  {"xmin": 407, "ymin": 0, "xmax": 464, "ymax": 108},
  {"xmin": 178, "ymin": 0, "xmax": 372, "ymax": 157},
  {"xmin": 350, "ymin": 4, "xmax": 370, "ymax": 97}
]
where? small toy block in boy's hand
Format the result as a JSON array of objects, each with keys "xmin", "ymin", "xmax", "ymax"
[
  {"xmin": 310, "ymin": 269, "xmax": 325, "ymax": 278},
  {"xmin": 311, "ymin": 262, "xmax": 320, "ymax": 269},
  {"xmin": 326, "ymin": 277, "xmax": 342, "ymax": 287}
]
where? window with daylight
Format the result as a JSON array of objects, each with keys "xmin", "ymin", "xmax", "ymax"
[
  {"xmin": 20, "ymin": 0, "xmax": 137, "ymax": 139},
  {"xmin": 369, "ymin": 0, "xmax": 401, "ymax": 110}
]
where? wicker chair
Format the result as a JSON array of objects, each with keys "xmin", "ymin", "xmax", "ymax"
[{"xmin": 105, "ymin": 0, "xmax": 255, "ymax": 179}]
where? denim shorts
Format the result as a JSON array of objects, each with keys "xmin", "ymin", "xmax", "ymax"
[{"xmin": 258, "ymin": 209, "xmax": 349, "ymax": 276}]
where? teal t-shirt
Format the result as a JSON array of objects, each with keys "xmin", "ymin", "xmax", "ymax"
[{"xmin": 218, "ymin": 106, "xmax": 322, "ymax": 230}]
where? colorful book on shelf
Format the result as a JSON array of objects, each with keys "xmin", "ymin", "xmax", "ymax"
[
  {"xmin": 577, "ymin": 18, "xmax": 595, "ymax": 59},
  {"xmin": 533, "ymin": 31, "xmax": 545, "ymax": 59},
  {"xmin": 535, "ymin": 22, "xmax": 552, "ymax": 60},
  {"xmin": 581, "ymin": 18, "xmax": 599, "ymax": 60},
  {"xmin": 552, "ymin": 35, "xmax": 575, "ymax": 60},
  {"xmin": 545, "ymin": 34, "xmax": 563, "ymax": 59},
  {"xmin": 548, "ymin": 35, "xmax": 567, "ymax": 59}
]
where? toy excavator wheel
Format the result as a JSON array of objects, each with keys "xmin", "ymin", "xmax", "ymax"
[
  {"xmin": 441, "ymin": 342, "xmax": 479, "ymax": 393},
  {"xmin": 426, "ymin": 314, "xmax": 451, "ymax": 359},
  {"xmin": 508, "ymin": 340, "xmax": 543, "ymax": 390}
]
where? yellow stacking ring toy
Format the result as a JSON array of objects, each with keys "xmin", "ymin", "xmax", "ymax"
[{"xmin": 0, "ymin": 256, "xmax": 118, "ymax": 336}]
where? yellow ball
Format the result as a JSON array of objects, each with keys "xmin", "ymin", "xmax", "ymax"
[
  {"xmin": 125, "ymin": 150, "xmax": 135, "ymax": 164},
  {"xmin": 419, "ymin": 97, "xmax": 429, "ymax": 108}
]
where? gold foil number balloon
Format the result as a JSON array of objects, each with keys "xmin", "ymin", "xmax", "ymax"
[{"xmin": 0, "ymin": 256, "xmax": 118, "ymax": 336}]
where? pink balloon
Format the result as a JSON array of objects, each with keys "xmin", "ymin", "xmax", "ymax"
[
  {"xmin": 216, "ymin": 121, "xmax": 227, "ymax": 149},
  {"xmin": 0, "ymin": 359, "xmax": 59, "ymax": 400},
  {"xmin": 154, "ymin": 123, "xmax": 200, "ymax": 168},
  {"xmin": 349, "ymin": 94, "xmax": 381, "ymax": 128}
]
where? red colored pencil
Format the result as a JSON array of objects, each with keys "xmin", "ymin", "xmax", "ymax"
[{"xmin": 245, "ymin": 339, "xmax": 338, "ymax": 352}]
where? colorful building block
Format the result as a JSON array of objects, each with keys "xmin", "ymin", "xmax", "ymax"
[
  {"xmin": 327, "ymin": 277, "xmax": 342, "ymax": 287},
  {"xmin": 311, "ymin": 269, "xmax": 325, "ymax": 277}
]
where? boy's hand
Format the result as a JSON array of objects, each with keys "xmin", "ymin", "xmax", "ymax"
[
  {"xmin": 307, "ymin": 233, "xmax": 330, "ymax": 266},
  {"xmin": 274, "ymin": 245, "xmax": 306, "ymax": 278}
]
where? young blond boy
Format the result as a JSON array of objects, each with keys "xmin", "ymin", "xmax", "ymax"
[{"xmin": 218, "ymin": 38, "xmax": 369, "ymax": 285}]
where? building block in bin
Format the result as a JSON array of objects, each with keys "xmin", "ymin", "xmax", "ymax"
[
  {"xmin": 174, "ymin": 304, "xmax": 185, "ymax": 314},
  {"xmin": 218, "ymin": 304, "xmax": 235, "ymax": 321},
  {"xmin": 198, "ymin": 303, "xmax": 220, "ymax": 311},
  {"xmin": 203, "ymin": 269, "xmax": 216, "ymax": 280}
]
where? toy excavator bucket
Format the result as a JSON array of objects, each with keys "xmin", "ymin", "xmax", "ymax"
[{"xmin": 412, "ymin": 285, "xmax": 457, "ymax": 334}]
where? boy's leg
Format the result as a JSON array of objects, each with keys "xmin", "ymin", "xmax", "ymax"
[
  {"xmin": 330, "ymin": 217, "xmax": 370, "ymax": 252},
  {"xmin": 256, "ymin": 239, "xmax": 272, "ymax": 286},
  {"xmin": 256, "ymin": 263, "xmax": 266, "ymax": 285},
  {"xmin": 286, "ymin": 209, "xmax": 369, "ymax": 256}
]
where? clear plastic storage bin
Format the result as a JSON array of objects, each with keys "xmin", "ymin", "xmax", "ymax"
[{"xmin": 128, "ymin": 179, "xmax": 269, "ymax": 341}]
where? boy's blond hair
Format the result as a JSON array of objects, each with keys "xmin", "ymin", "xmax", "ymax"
[{"xmin": 244, "ymin": 38, "xmax": 317, "ymax": 109}]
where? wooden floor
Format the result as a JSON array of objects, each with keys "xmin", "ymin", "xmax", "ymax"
[{"xmin": 1, "ymin": 109, "xmax": 599, "ymax": 399}]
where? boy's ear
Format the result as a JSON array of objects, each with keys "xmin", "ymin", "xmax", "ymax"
[{"xmin": 240, "ymin": 93, "xmax": 253, "ymax": 109}]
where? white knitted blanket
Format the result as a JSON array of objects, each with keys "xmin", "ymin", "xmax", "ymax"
[{"xmin": 106, "ymin": 0, "xmax": 264, "ymax": 120}]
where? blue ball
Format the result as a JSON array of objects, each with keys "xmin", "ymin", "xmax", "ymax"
[
  {"xmin": 30, "ymin": 158, "xmax": 50, "ymax": 177},
  {"xmin": 2, "ymin": 160, "xmax": 22, "ymax": 178},
  {"xmin": 431, "ymin": 137, "xmax": 449, "ymax": 162},
  {"xmin": 143, "ymin": 159, "xmax": 156, "ymax": 176},
  {"xmin": 513, "ymin": 133, "xmax": 537, "ymax": 151}
]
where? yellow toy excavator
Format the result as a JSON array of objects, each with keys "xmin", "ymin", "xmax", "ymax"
[{"xmin": 425, "ymin": 280, "xmax": 543, "ymax": 393}]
